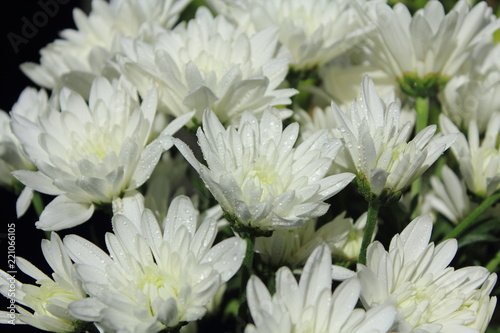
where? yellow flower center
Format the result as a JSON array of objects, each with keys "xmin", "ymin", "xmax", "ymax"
[
  {"xmin": 138, "ymin": 265, "xmax": 179, "ymax": 313},
  {"xmin": 244, "ymin": 158, "xmax": 285, "ymax": 200}
]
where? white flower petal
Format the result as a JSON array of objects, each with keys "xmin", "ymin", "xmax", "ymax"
[
  {"xmin": 202, "ymin": 237, "xmax": 246, "ymax": 282},
  {"xmin": 36, "ymin": 196, "xmax": 95, "ymax": 231},
  {"xmin": 16, "ymin": 186, "xmax": 33, "ymax": 218}
]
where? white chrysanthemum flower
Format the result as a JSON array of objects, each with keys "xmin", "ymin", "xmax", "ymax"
[
  {"xmin": 65, "ymin": 195, "xmax": 246, "ymax": 332},
  {"xmin": 366, "ymin": 0, "xmax": 500, "ymax": 96},
  {"xmin": 255, "ymin": 212, "xmax": 367, "ymax": 267},
  {"xmin": 336, "ymin": 212, "xmax": 368, "ymax": 261},
  {"xmin": 0, "ymin": 88, "xmax": 51, "ymax": 217},
  {"xmin": 119, "ymin": 7, "xmax": 296, "ymax": 127},
  {"xmin": 423, "ymin": 165, "xmax": 472, "ymax": 224},
  {"xmin": 245, "ymin": 244, "xmax": 396, "ymax": 333},
  {"xmin": 358, "ymin": 215, "xmax": 497, "ymax": 332},
  {"xmin": 11, "ymin": 77, "xmax": 192, "ymax": 230},
  {"xmin": 209, "ymin": 0, "xmax": 373, "ymax": 70},
  {"xmin": 174, "ymin": 107, "xmax": 355, "ymax": 234},
  {"xmin": 0, "ymin": 233, "xmax": 86, "ymax": 332},
  {"xmin": 21, "ymin": 0, "xmax": 190, "ymax": 93},
  {"xmin": 294, "ymin": 93, "xmax": 416, "ymax": 174},
  {"xmin": 439, "ymin": 44, "xmax": 500, "ymax": 134},
  {"xmin": 440, "ymin": 113, "xmax": 500, "ymax": 197},
  {"xmin": 331, "ymin": 76, "xmax": 456, "ymax": 202},
  {"xmin": 0, "ymin": 88, "xmax": 48, "ymax": 187}
]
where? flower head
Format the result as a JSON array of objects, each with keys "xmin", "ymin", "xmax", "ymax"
[
  {"xmin": 255, "ymin": 212, "xmax": 367, "ymax": 267},
  {"xmin": 119, "ymin": 7, "xmax": 296, "ymax": 127},
  {"xmin": 175, "ymin": 107, "xmax": 355, "ymax": 234},
  {"xmin": 440, "ymin": 113, "xmax": 500, "ymax": 197},
  {"xmin": 209, "ymin": 0, "xmax": 373, "ymax": 70},
  {"xmin": 366, "ymin": 0, "xmax": 500, "ymax": 97},
  {"xmin": 439, "ymin": 43, "xmax": 500, "ymax": 134},
  {"xmin": 65, "ymin": 195, "xmax": 246, "ymax": 332},
  {"xmin": 423, "ymin": 165, "xmax": 472, "ymax": 224},
  {"xmin": 331, "ymin": 76, "xmax": 456, "ymax": 203},
  {"xmin": 357, "ymin": 215, "xmax": 497, "ymax": 332},
  {"xmin": 11, "ymin": 77, "xmax": 192, "ymax": 230},
  {"xmin": 0, "ymin": 233, "xmax": 86, "ymax": 332},
  {"xmin": 245, "ymin": 244, "xmax": 396, "ymax": 333},
  {"xmin": 0, "ymin": 87, "xmax": 50, "ymax": 217},
  {"xmin": 21, "ymin": 0, "xmax": 190, "ymax": 93},
  {"xmin": 0, "ymin": 88, "xmax": 48, "ymax": 187}
]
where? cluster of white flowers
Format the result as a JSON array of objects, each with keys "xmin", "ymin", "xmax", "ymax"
[{"xmin": 0, "ymin": 0, "xmax": 499, "ymax": 332}]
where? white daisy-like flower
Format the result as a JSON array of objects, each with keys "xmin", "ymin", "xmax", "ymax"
[
  {"xmin": 0, "ymin": 233, "xmax": 86, "ymax": 332},
  {"xmin": 0, "ymin": 87, "xmax": 51, "ymax": 217},
  {"xmin": 331, "ymin": 76, "xmax": 456, "ymax": 202},
  {"xmin": 21, "ymin": 0, "xmax": 190, "ymax": 93},
  {"xmin": 424, "ymin": 164, "xmax": 472, "ymax": 224},
  {"xmin": 209, "ymin": 0, "xmax": 373, "ymax": 70},
  {"xmin": 358, "ymin": 215, "xmax": 497, "ymax": 333},
  {"xmin": 255, "ymin": 212, "xmax": 367, "ymax": 267},
  {"xmin": 439, "ymin": 44, "xmax": 500, "ymax": 134},
  {"xmin": 366, "ymin": 0, "xmax": 500, "ymax": 96},
  {"xmin": 174, "ymin": 107, "xmax": 355, "ymax": 234},
  {"xmin": 0, "ymin": 88, "xmax": 48, "ymax": 187},
  {"xmin": 335, "ymin": 212, "xmax": 368, "ymax": 261},
  {"xmin": 294, "ymin": 92, "xmax": 416, "ymax": 175},
  {"xmin": 11, "ymin": 77, "xmax": 192, "ymax": 230},
  {"xmin": 119, "ymin": 7, "xmax": 296, "ymax": 127},
  {"xmin": 440, "ymin": 113, "xmax": 500, "ymax": 197},
  {"xmin": 245, "ymin": 243, "xmax": 397, "ymax": 333},
  {"xmin": 65, "ymin": 195, "xmax": 246, "ymax": 332}
]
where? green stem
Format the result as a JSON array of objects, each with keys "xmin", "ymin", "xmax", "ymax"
[
  {"xmin": 238, "ymin": 235, "xmax": 255, "ymax": 319},
  {"xmin": 358, "ymin": 199, "xmax": 380, "ymax": 265},
  {"xmin": 32, "ymin": 192, "xmax": 51, "ymax": 239},
  {"xmin": 415, "ymin": 96, "xmax": 430, "ymax": 135},
  {"xmin": 410, "ymin": 96, "xmax": 430, "ymax": 208},
  {"xmin": 75, "ymin": 322, "xmax": 101, "ymax": 333},
  {"xmin": 158, "ymin": 322, "xmax": 187, "ymax": 333},
  {"xmin": 486, "ymin": 248, "xmax": 500, "ymax": 272},
  {"xmin": 242, "ymin": 235, "xmax": 255, "ymax": 278},
  {"xmin": 32, "ymin": 192, "xmax": 44, "ymax": 217},
  {"xmin": 445, "ymin": 190, "xmax": 500, "ymax": 240}
]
